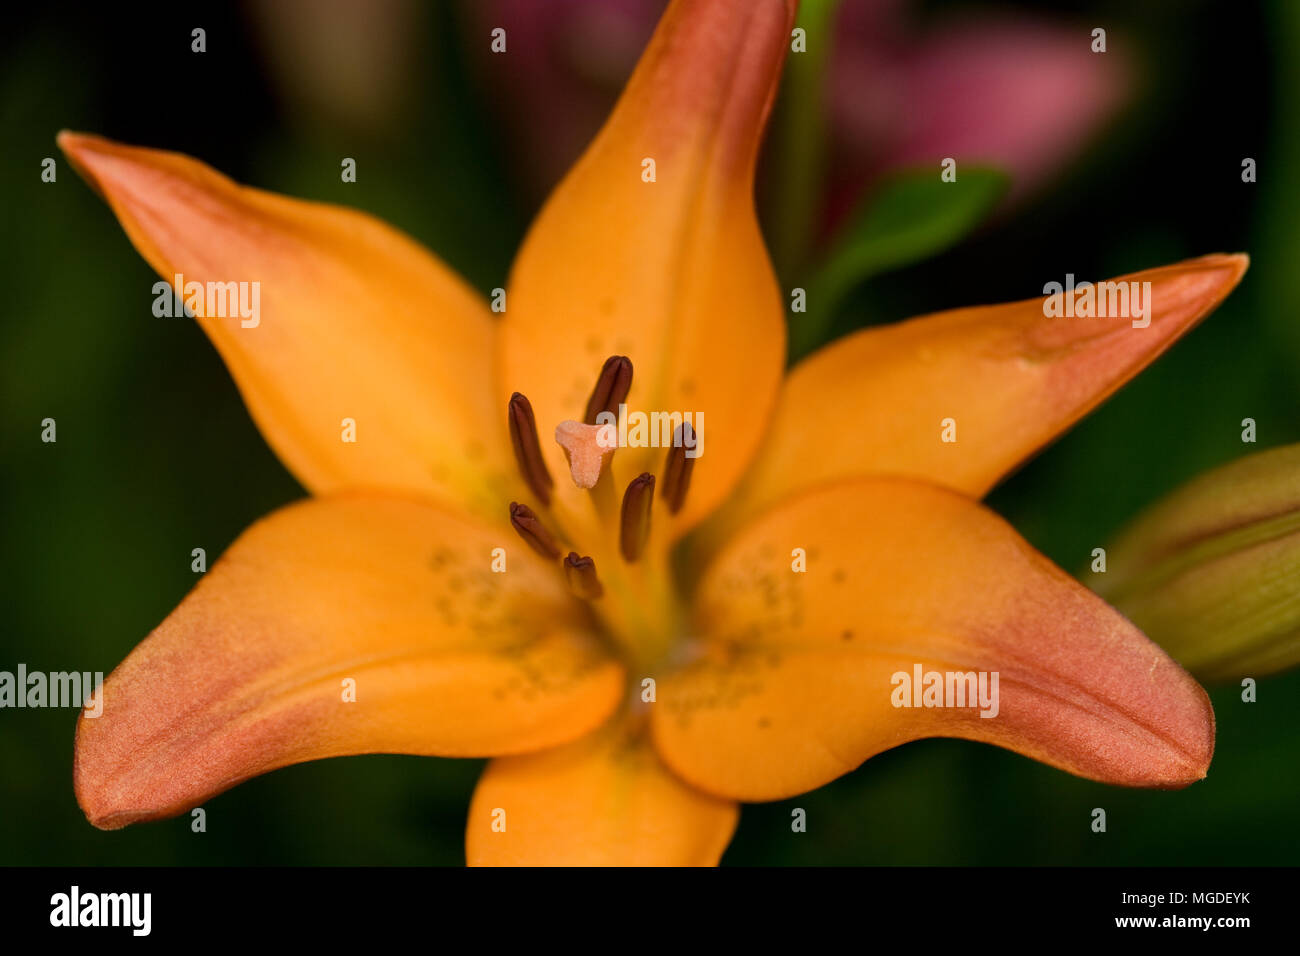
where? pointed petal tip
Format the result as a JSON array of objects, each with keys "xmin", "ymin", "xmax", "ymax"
[
  {"xmin": 82, "ymin": 806, "xmax": 162, "ymax": 832},
  {"xmin": 73, "ymin": 706, "xmax": 185, "ymax": 831},
  {"xmin": 1162, "ymin": 252, "xmax": 1249, "ymax": 305},
  {"xmin": 55, "ymin": 131, "xmax": 202, "ymax": 194},
  {"xmin": 56, "ymin": 129, "xmax": 147, "ymax": 159},
  {"xmin": 55, "ymin": 128, "xmax": 89, "ymax": 150},
  {"xmin": 1143, "ymin": 678, "xmax": 1216, "ymax": 790},
  {"xmin": 73, "ymin": 714, "xmax": 174, "ymax": 831},
  {"xmin": 53, "ymin": 132, "xmax": 216, "ymax": 228},
  {"xmin": 1225, "ymin": 252, "xmax": 1250, "ymax": 288},
  {"xmin": 56, "ymin": 129, "xmax": 126, "ymax": 171},
  {"xmin": 1191, "ymin": 250, "xmax": 1249, "ymax": 285},
  {"xmin": 55, "ymin": 129, "xmax": 112, "ymax": 196}
]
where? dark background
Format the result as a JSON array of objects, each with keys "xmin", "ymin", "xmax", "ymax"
[{"xmin": 1, "ymin": 0, "xmax": 1297, "ymax": 864}]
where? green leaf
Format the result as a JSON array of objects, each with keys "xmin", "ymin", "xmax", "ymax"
[{"xmin": 792, "ymin": 166, "xmax": 1008, "ymax": 359}]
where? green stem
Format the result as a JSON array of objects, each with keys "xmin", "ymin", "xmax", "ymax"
[{"xmin": 768, "ymin": 0, "xmax": 841, "ymax": 286}]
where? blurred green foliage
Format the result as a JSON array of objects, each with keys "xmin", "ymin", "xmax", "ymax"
[
  {"xmin": 793, "ymin": 166, "xmax": 1008, "ymax": 358},
  {"xmin": 1, "ymin": 0, "xmax": 1297, "ymax": 865}
]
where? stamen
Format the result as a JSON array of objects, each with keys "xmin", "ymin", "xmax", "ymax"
[
  {"xmin": 555, "ymin": 419, "xmax": 617, "ymax": 489},
  {"xmin": 583, "ymin": 355, "xmax": 633, "ymax": 425},
  {"xmin": 619, "ymin": 473, "xmax": 655, "ymax": 562},
  {"xmin": 661, "ymin": 422, "xmax": 697, "ymax": 514},
  {"xmin": 508, "ymin": 392, "xmax": 553, "ymax": 505},
  {"xmin": 509, "ymin": 502, "xmax": 561, "ymax": 559},
  {"xmin": 563, "ymin": 552, "xmax": 604, "ymax": 600}
]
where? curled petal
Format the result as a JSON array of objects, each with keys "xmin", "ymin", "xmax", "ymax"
[{"xmin": 655, "ymin": 478, "xmax": 1215, "ymax": 801}]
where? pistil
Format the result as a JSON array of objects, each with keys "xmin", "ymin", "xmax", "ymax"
[
  {"xmin": 554, "ymin": 420, "xmax": 617, "ymax": 490},
  {"xmin": 503, "ymin": 355, "xmax": 688, "ymax": 670}
]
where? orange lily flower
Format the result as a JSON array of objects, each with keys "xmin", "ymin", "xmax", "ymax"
[{"xmin": 64, "ymin": 0, "xmax": 1243, "ymax": 866}]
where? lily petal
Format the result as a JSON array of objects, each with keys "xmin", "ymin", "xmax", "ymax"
[
  {"xmin": 58, "ymin": 132, "xmax": 514, "ymax": 520},
  {"xmin": 654, "ymin": 478, "xmax": 1215, "ymax": 802},
  {"xmin": 75, "ymin": 495, "xmax": 623, "ymax": 830},
  {"xmin": 499, "ymin": 0, "xmax": 794, "ymax": 534},
  {"xmin": 701, "ymin": 255, "xmax": 1247, "ymax": 550},
  {"xmin": 466, "ymin": 715, "xmax": 737, "ymax": 865}
]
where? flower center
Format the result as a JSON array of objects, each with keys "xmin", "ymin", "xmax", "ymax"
[{"xmin": 505, "ymin": 356, "xmax": 693, "ymax": 669}]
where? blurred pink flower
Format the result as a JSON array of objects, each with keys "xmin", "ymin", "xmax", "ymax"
[
  {"xmin": 470, "ymin": 0, "xmax": 1129, "ymax": 226},
  {"xmin": 825, "ymin": 1, "xmax": 1129, "ymax": 230}
]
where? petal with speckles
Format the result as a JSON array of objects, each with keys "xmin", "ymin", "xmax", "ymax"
[
  {"xmin": 75, "ymin": 495, "xmax": 624, "ymax": 830},
  {"xmin": 655, "ymin": 478, "xmax": 1215, "ymax": 801}
]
